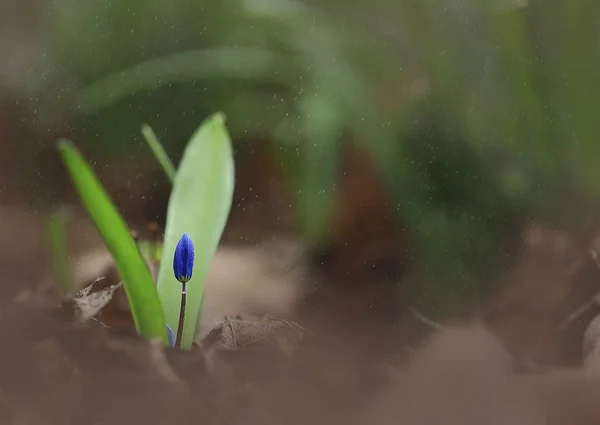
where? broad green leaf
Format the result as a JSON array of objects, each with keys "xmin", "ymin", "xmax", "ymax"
[
  {"xmin": 156, "ymin": 112, "xmax": 235, "ymax": 349},
  {"xmin": 57, "ymin": 140, "xmax": 168, "ymax": 345}
]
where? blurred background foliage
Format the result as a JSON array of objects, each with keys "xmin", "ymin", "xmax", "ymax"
[{"xmin": 4, "ymin": 0, "xmax": 600, "ymax": 312}]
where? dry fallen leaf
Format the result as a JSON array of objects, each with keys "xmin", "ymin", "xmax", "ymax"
[
  {"xmin": 200, "ymin": 315, "xmax": 312, "ymax": 355},
  {"xmin": 72, "ymin": 278, "xmax": 123, "ymax": 322}
]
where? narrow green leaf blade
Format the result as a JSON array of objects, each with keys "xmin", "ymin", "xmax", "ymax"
[
  {"xmin": 156, "ymin": 112, "xmax": 235, "ymax": 349},
  {"xmin": 57, "ymin": 140, "xmax": 168, "ymax": 344},
  {"xmin": 47, "ymin": 207, "xmax": 74, "ymax": 295},
  {"xmin": 296, "ymin": 92, "xmax": 340, "ymax": 243},
  {"xmin": 141, "ymin": 124, "xmax": 176, "ymax": 184}
]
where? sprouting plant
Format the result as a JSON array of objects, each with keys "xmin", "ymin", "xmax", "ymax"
[
  {"xmin": 154, "ymin": 112, "xmax": 234, "ymax": 350},
  {"xmin": 172, "ymin": 233, "xmax": 195, "ymax": 348},
  {"xmin": 57, "ymin": 112, "xmax": 234, "ymax": 349},
  {"xmin": 58, "ymin": 140, "xmax": 169, "ymax": 345}
]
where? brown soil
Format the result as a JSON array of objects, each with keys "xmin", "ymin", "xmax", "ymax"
[
  {"xmin": 2, "ymin": 200, "xmax": 600, "ymax": 425},
  {"xmin": 0, "ymin": 205, "xmax": 411, "ymax": 425}
]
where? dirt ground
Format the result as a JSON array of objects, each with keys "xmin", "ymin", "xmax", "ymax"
[
  {"xmin": 0, "ymin": 204, "xmax": 412, "ymax": 425},
  {"xmin": 2, "ymin": 195, "xmax": 600, "ymax": 425}
]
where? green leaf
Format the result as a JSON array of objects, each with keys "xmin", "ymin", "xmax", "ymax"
[
  {"xmin": 290, "ymin": 91, "xmax": 341, "ymax": 243},
  {"xmin": 141, "ymin": 124, "xmax": 176, "ymax": 184},
  {"xmin": 75, "ymin": 48, "xmax": 296, "ymax": 113},
  {"xmin": 57, "ymin": 140, "xmax": 168, "ymax": 345},
  {"xmin": 47, "ymin": 207, "xmax": 74, "ymax": 295},
  {"xmin": 156, "ymin": 112, "xmax": 235, "ymax": 349},
  {"xmin": 270, "ymin": 88, "xmax": 343, "ymax": 245}
]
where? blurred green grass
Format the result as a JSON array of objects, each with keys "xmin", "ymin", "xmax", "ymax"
[{"xmin": 16, "ymin": 0, "xmax": 600, "ymax": 311}]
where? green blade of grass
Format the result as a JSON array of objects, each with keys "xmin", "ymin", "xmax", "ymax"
[
  {"xmin": 296, "ymin": 92, "xmax": 340, "ymax": 244},
  {"xmin": 57, "ymin": 140, "xmax": 168, "ymax": 345},
  {"xmin": 76, "ymin": 48, "xmax": 297, "ymax": 113},
  {"xmin": 141, "ymin": 124, "xmax": 176, "ymax": 184},
  {"xmin": 156, "ymin": 112, "xmax": 235, "ymax": 349},
  {"xmin": 47, "ymin": 207, "xmax": 74, "ymax": 295}
]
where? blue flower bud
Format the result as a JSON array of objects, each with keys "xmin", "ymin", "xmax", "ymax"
[
  {"xmin": 166, "ymin": 324, "xmax": 175, "ymax": 347},
  {"xmin": 173, "ymin": 232, "xmax": 194, "ymax": 283}
]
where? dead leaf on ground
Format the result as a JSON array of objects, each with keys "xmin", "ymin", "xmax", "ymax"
[
  {"xmin": 72, "ymin": 278, "xmax": 123, "ymax": 322},
  {"xmin": 200, "ymin": 315, "xmax": 313, "ymax": 356}
]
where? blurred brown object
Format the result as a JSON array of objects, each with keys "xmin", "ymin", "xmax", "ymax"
[
  {"xmin": 482, "ymin": 223, "xmax": 600, "ymax": 367},
  {"xmin": 318, "ymin": 142, "xmax": 409, "ymax": 285},
  {"xmin": 516, "ymin": 368, "xmax": 600, "ymax": 425},
  {"xmin": 225, "ymin": 139, "xmax": 296, "ymax": 243},
  {"xmin": 225, "ymin": 139, "xmax": 409, "ymax": 294},
  {"xmin": 367, "ymin": 323, "xmax": 600, "ymax": 425},
  {"xmin": 366, "ymin": 324, "xmax": 542, "ymax": 425},
  {"xmin": 582, "ymin": 314, "xmax": 600, "ymax": 376},
  {"xmin": 0, "ymin": 101, "xmax": 15, "ymax": 202}
]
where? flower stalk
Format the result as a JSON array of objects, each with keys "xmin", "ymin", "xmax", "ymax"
[{"xmin": 173, "ymin": 233, "xmax": 195, "ymax": 348}]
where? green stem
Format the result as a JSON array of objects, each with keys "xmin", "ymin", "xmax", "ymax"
[{"xmin": 48, "ymin": 208, "xmax": 74, "ymax": 295}]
